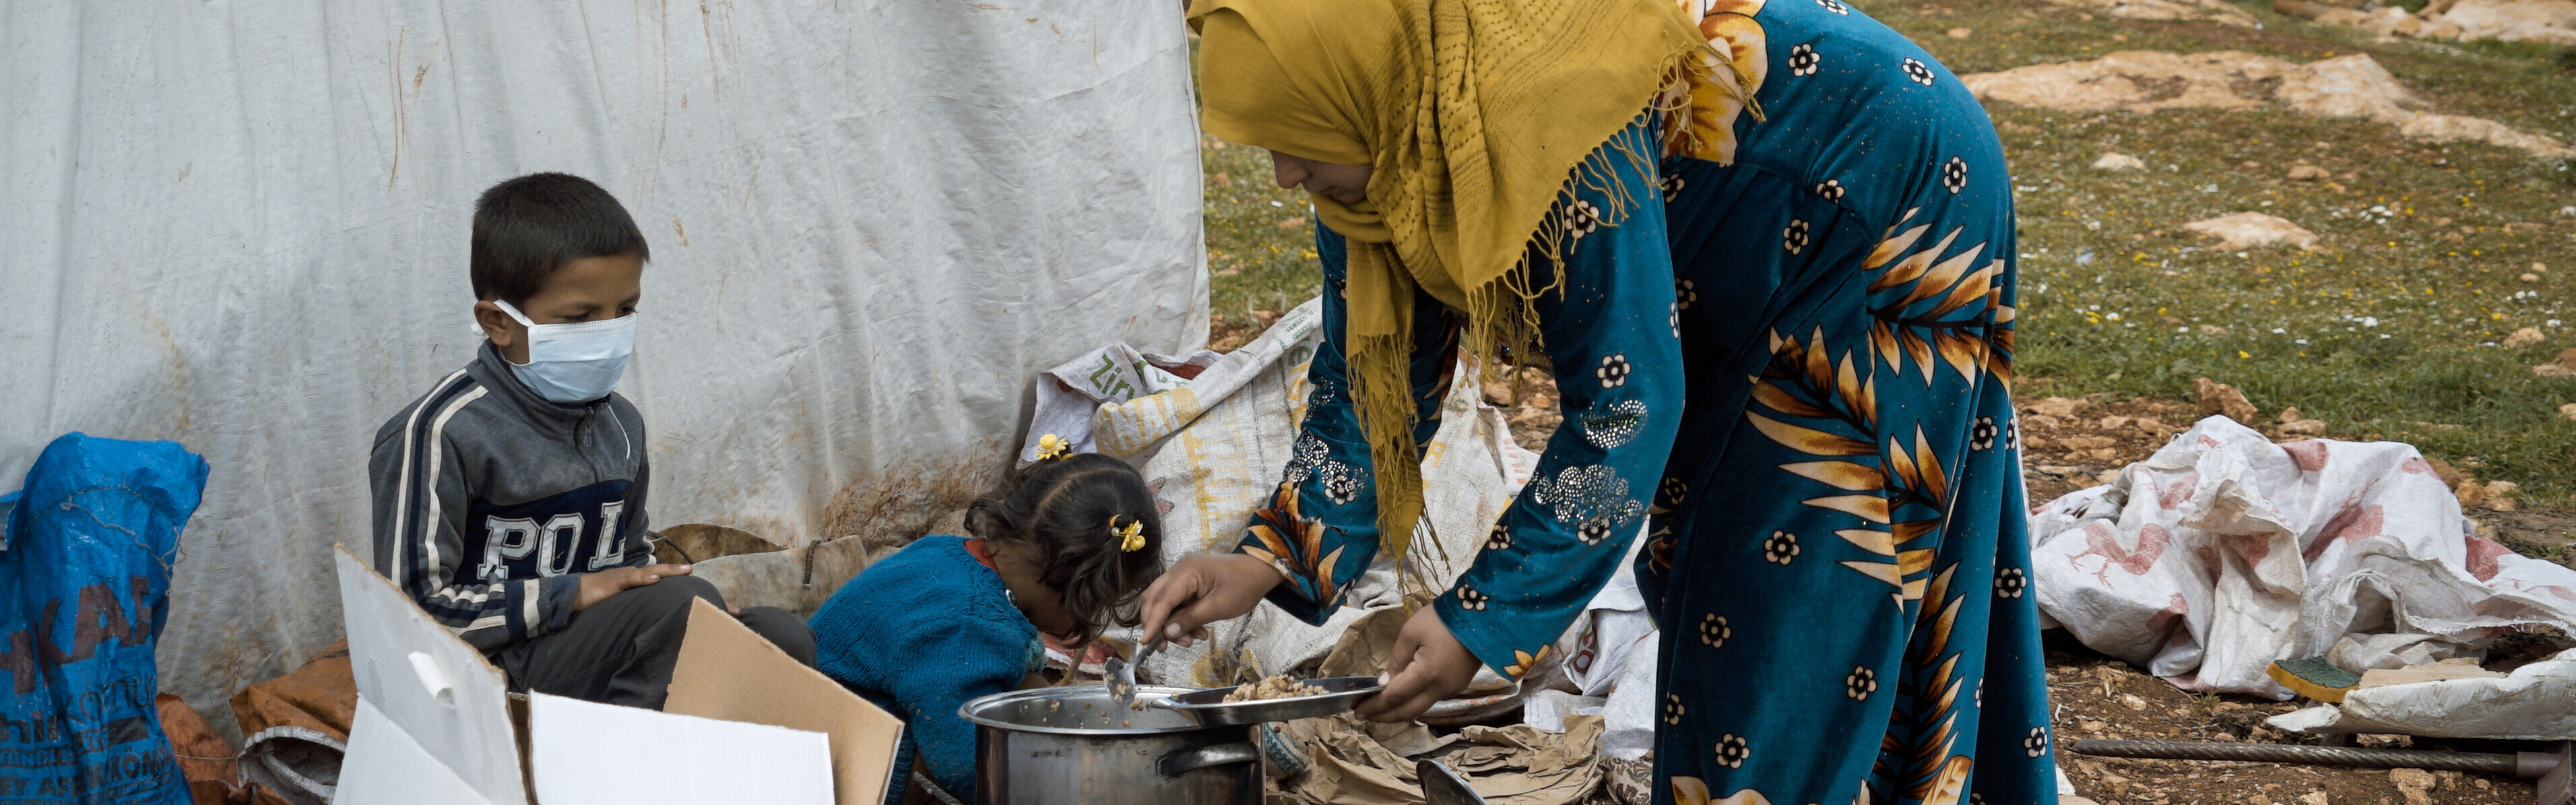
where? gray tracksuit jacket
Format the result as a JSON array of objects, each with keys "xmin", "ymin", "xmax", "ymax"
[{"xmin": 368, "ymin": 342, "xmax": 654, "ymax": 653}]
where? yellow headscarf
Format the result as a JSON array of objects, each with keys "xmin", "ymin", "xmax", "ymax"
[{"xmin": 1190, "ymin": 0, "xmax": 1710, "ymax": 563}]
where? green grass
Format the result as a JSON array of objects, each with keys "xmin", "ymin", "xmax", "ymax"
[
  {"xmin": 1197, "ymin": 0, "xmax": 2576, "ymax": 501},
  {"xmin": 1202, "ymin": 139, "xmax": 1324, "ymax": 324}
]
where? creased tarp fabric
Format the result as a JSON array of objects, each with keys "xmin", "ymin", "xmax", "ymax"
[
  {"xmin": 2028, "ymin": 416, "xmax": 2576, "ymax": 697},
  {"xmin": 0, "ymin": 1, "xmax": 1205, "ymax": 735}
]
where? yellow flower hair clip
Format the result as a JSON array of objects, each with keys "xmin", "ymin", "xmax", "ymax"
[
  {"xmin": 1035, "ymin": 433, "xmax": 1070, "ymax": 461},
  {"xmin": 1112, "ymin": 515, "xmax": 1147, "ymax": 552}
]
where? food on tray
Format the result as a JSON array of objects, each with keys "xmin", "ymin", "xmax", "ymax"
[{"xmin": 1222, "ymin": 674, "xmax": 1325, "ymax": 703}]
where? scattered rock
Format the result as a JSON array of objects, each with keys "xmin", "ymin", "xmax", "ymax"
[
  {"xmin": 2426, "ymin": 457, "xmax": 2468, "ymax": 488},
  {"xmin": 2505, "ymin": 326, "xmax": 2548, "ymax": 348},
  {"xmin": 2527, "ymin": 273, "xmax": 2546, "ymax": 282},
  {"xmin": 2041, "ymin": 0, "xmax": 2261, "ymax": 27},
  {"xmin": 2063, "ymin": 435, "xmax": 2119, "ymax": 450},
  {"xmin": 1947, "ymin": 27, "xmax": 1974, "ymax": 38},
  {"xmin": 2535, "ymin": 348, "xmax": 2576, "ymax": 377},
  {"xmin": 2564, "ymin": 402, "xmax": 2576, "ymax": 421},
  {"xmin": 1962, "ymin": 51, "xmax": 2576, "ymax": 160},
  {"xmin": 2297, "ymin": 791, "xmax": 2328, "ymax": 805},
  {"xmin": 2185, "ymin": 212, "xmax": 2321, "ymax": 251},
  {"xmin": 2389, "ymin": 767, "xmax": 2437, "ymax": 805},
  {"xmin": 2488, "ymin": 480, "xmax": 2520, "ymax": 496},
  {"xmin": 1277, "ymin": 217, "xmax": 1306, "ymax": 230},
  {"xmin": 2028, "ymin": 396, "xmax": 2090, "ymax": 418},
  {"xmin": 2286, "ymin": 164, "xmax": 2331, "ymax": 181},
  {"xmin": 2402, "ymin": 114, "xmax": 2576, "ymax": 160},
  {"xmin": 2456, "ymin": 480, "xmax": 2489, "ymax": 508},
  {"xmin": 2536, "ymin": 262, "xmax": 2550, "ymax": 273},
  {"xmin": 2193, "ymin": 378, "xmax": 2259, "ymax": 424},
  {"xmin": 2280, "ymin": 418, "xmax": 2327, "ymax": 435},
  {"xmin": 2092, "ymin": 152, "xmax": 2148, "ymax": 171}
]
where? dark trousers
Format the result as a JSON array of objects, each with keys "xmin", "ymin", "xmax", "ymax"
[{"xmin": 496, "ymin": 575, "xmax": 817, "ymax": 710}]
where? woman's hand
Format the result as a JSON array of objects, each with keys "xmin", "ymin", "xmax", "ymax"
[
  {"xmin": 1136, "ymin": 553, "xmax": 1286, "ymax": 647},
  {"xmin": 1352, "ymin": 606, "xmax": 1481, "ymax": 723}
]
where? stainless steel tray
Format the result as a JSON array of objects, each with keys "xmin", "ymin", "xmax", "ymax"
[{"xmin": 1151, "ymin": 676, "xmax": 1382, "ymax": 725}]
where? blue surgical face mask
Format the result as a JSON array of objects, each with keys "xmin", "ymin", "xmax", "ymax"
[{"xmin": 492, "ymin": 300, "xmax": 636, "ymax": 404}]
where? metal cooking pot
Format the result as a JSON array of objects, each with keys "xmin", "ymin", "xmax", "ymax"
[{"xmin": 960, "ymin": 685, "xmax": 1261, "ymax": 805}]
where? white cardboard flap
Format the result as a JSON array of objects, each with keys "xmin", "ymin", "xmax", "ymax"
[
  {"xmin": 529, "ymin": 693, "xmax": 833, "ymax": 804},
  {"xmin": 331, "ymin": 699, "xmax": 496, "ymax": 805},
  {"xmin": 333, "ymin": 547, "xmax": 528, "ymax": 805}
]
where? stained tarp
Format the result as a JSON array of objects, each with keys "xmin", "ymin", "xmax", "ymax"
[{"xmin": 0, "ymin": 0, "xmax": 1205, "ymax": 734}]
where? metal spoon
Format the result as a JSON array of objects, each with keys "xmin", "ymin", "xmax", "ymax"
[{"xmin": 1105, "ymin": 638, "xmax": 1159, "ymax": 709}]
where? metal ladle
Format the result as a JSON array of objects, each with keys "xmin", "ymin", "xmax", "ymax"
[{"xmin": 1105, "ymin": 638, "xmax": 1160, "ymax": 708}]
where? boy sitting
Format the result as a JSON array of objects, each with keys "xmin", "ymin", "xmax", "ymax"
[{"xmin": 368, "ymin": 172, "xmax": 814, "ymax": 709}]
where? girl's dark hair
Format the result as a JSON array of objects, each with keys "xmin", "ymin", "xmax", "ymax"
[{"xmin": 965, "ymin": 452, "xmax": 1165, "ymax": 642}]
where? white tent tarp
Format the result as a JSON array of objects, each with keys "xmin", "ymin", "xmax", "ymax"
[{"xmin": 1, "ymin": 0, "xmax": 1204, "ymax": 732}]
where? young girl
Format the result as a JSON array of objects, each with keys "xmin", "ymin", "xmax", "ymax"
[{"xmin": 808, "ymin": 446, "xmax": 1164, "ymax": 803}]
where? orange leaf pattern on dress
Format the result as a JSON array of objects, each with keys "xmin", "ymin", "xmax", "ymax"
[
  {"xmin": 1746, "ymin": 331, "xmax": 1950, "ymax": 606},
  {"xmin": 1863, "ymin": 207, "xmax": 2016, "ymax": 390},
  {"xmin": 1240, "ymin": 480, "xmax": 1347, "ymax": 610}
]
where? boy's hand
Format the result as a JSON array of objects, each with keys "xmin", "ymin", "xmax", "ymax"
[{"xmin": 573, "ymin": 564, "xmax": 693, "ymax": 612}]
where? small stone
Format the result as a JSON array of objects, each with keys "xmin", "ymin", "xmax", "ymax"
[
  {"xmin": 2278, "ymin": 406, "xmax": 2302, "ymax": 422},
  {"xmin": 2028, "ymin": 396, "xmax": 2088, "ymax": 418},
  {"xmin": 1946, "ymin": 27, "xmax": 1972, "ymax": 38},
  {"xmin": 2389, "ymin": 768, "xmax": 2436, "ymax": 805},
  {"xmin": 2081, "ymin": 719, "xmax": 2108, "ymax": 732},
  {"xmin": 2093, "ymin": 152, "xmax": 2148, "ymax": 172},
  {"xmin": 2536, "ymin": 262, "xmax": 2550, "ymax": 273},
  {"xmin": 2194, "ymin": 377, "xmax": 2259, "ymax": 424},
  {"xmin": 2121, "ymin": 693, "xmax": 2149, "ymax": 711},
  {"xmin": 2281, "ymin": 419, "xmax": 2327, "ymax": 435},
  {"xmin": 2490, "ymin": 496, "xmax": 2518, "ymax": 512},
  {"xmin": 2563, "ymin": 402, "xmax": 2576, "ymax": 421},
  {"xmin": 2288, "ymin": 164, "xmax": 2331, "ymax": 181},
  {"xmin": 1278, "ymin": 217, "xmax": 1307, "ymax": 230},
  {"xmin": 2426, "ymin": 457, "xmax": 2467, "ymax": 488},
  {"xmin": 2455, "ymin": 481, "xmax": 2487, "ymax": 508},
  {"xmin": 2298, "ymin": 792, "xmax": 2328, "ymax": 805},
  {"xmin": 2535, "ymin": 362, "xmax": 2575, "ymax": 377},
  {"xmin": 2243, "ymin": 160, "xmax": 2264, "ymax": 169},
  {"xmin": 2506, "ymin": 327, "xmax": 2547, "ymax": 348},
  {"xmin": 2185, "ymin": 212, "xmax": 2321, "ymax": 251},
  {"xmin": 2489, "ymin": 480, "xmax": 2521, "ymax": 495}
]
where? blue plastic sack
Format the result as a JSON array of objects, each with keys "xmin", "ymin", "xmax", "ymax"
[{"xmin": 0, "ymin": 433, "xmax": 205, "ymax": 804}]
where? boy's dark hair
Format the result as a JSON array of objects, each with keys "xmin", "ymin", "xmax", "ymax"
[
  {"xmin": 471, "ymin": 172, "xmax": 650, "ymax": 304},
  {"xmin": 965, "ymin": 453, "xmax": 1165, "ymax": 643}
]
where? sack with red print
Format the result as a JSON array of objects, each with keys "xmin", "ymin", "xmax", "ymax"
[{"xmin": 2026, "ymin": 416, "xmax": 2576, "ymax": 698}]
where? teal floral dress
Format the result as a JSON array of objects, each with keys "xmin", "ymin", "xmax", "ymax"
[{"xmin": 1234, "ymin": 2, "xmax": 2055, "ymax": 804}]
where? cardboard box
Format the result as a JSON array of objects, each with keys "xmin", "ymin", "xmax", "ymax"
[{"xmin": 328, "ymin": 547, "xmax": 904, "ymax": 804}]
